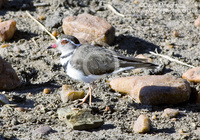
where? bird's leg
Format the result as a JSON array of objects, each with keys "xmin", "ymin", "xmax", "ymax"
[{"xmin": 79, "ymin": 82, "xmax": 94, "ymax": 106}]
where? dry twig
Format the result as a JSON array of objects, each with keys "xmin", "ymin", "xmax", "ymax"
[
  {"xmin": 150, "ymin": 51, "xmax": 195, "ymax": 68},
  {"xmin": 106, "ymin": 4, "xmax": 125, "ymax": 17},
  {"xmin": 26, "ymin": 11, "xmax": 57, "ymax": 41}
]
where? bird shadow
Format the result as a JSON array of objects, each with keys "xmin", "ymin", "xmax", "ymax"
[
  {"xmin": 11, "ymin": 30, "xmax": 38, "ymax": 42},
  {"xmin": 152, "ymin": 127, "xmax": 176, "ymax": 134},
  {"xmin": 14, "ymin": 81, "xmax": 60, "ymax": 95},
  {"xmin": 86, "ymin": 124, "xmax": 116, "ymax": 132},
  {"xmin": 114, "ymin": 35, "xmax": 161, "ymax": 54}
]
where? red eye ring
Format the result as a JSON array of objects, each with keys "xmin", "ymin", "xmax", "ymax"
[{"xmin": 61, "ymin": 40, "xmax": 68, "ymax": 45}]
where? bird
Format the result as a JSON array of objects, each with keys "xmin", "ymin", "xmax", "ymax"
[{"xmin": 48, "ymin": 35, "xmax": 158, "ymax": 106}]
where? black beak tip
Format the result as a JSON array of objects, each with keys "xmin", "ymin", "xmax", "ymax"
[{"xmin": 47, "ymin": 46, "xmax": 52, "ymax": 49}]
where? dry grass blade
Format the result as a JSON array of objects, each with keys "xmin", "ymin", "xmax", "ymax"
[
  {"xmin": 26, "ymin": 11, "xmax": 57, "ymax": 41},
  {"xmin": 150, "ymin": 51, "xmax": 195, "ymax": 68},
  {"xmin": 106, "ymin": 4, "xmax": 125, "ymax": 17}
]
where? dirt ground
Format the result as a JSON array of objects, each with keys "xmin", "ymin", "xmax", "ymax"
[{"xmin": 0, "ymin": 0, "xmax": 200, "ymax": 139}]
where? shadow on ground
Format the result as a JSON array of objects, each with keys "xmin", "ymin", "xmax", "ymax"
[{"xmin": 115, "ymin": 35, "xmax": 161, "ymax": 54}]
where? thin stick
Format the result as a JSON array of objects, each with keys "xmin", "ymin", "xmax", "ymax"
[
  {"xmin": 32, "ymin": 38, "xmax": 39, "ymax": 47},
  {"xmin": 150, "ymin": 51, "xmax": 195, "ymax": 68},
  {"xmin": 106, "ymin": 4, "xmax": 125, "ymax": 17},
  {"xmin": 26, "ymin": 11, "xmax": 57, "ymax": 41},
  {"xmin": 33, "ymin": 3, "xmax": 50, "ymax": 7}
]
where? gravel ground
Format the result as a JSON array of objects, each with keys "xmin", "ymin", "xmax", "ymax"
[{"xmin": 0, "ymin": 0, "xmax": 200, "ymax": 139}]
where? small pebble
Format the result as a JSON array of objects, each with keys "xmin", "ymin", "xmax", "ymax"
[
  {"xmin": 13, "ymin": 46, "xmax": 22, "ymax": 53},
  {"xmin": 51, "ymin": 30, "xmax": 60, "ymax": 37},
  {"xmin": 178, "ymin": 129, "xmax": 191, "ymax": 136},
  {"xmin": 174, "ymin": 30, "xmax": 179, "ymax": 37},
  {"xmin": 33, "ymin": 126, "xmax": 52, "ymax": 135},
  {"xmin": 182, "ymin": 67, "xmax": 200, "ymax": 82},
  {"xmin": 60, "ymin": 85, "xmax": 84, "ymax": 103},
  {"xmin": 15, "ymin": 107, "xmax": 26, "ymax": 112},
  {"xmin": 151, "ymin": 115, "xmax": 157, "ymax": 120},
  {"xmin": 43, "ymin": 88, "xmax": 51, "ymax": 94},
  {"xmin": 0, "ymin": 94, "xmax": 9, "ymax": 104},
  {"xmin": 38, "ymin": 15, "xmax": 46, "ymax": 20},
  {"xmin": 161, "ymin": 108, "xmax": 179, "ymax": 118},
  {"xmin": 105, "ymin": 106, "xmax": 110, "ymax": 112},
  {"xmin": 27, "ymin": 93, "xmax": 33, "ymax": 97},
  {"xmin": 194, "ymin": 16, "xmax": 200, "ymax": 27},
  {"xmin": 165, "ymin": 44, "xmax": 174, "ymax": 49},
  {"xmin": 1, "ymin": 44, "xmax": 10, "ymax": 48},
  {"xmin": 132, "ymin": 114, "xmax": 151, "ymax": 133},
  {"xmin": 134, "ymin": 1, "xmax": 139, "ymax": 4}
]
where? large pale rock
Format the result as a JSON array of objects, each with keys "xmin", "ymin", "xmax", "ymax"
[
  {"xmin": 182, "ymin": 67, "xmax": 200, "ymax": 82},
  {"xmin": 62, "ymin": 13, "xmax": 115, "ymax": 45},
  {"xmin": 57, "ymin": 107, "xmax": 104, "ymax": 130},
  {"xmin": 109, "ymin": 74, "xmax": 191, "ymax": 105},
  {"xmin": 0, "ymin": 20, "xmax": 16, "ymax": 42},
  {"xmin": 0, "ymin": 57, "xmax": 20, "ymax": 90},
  {"xmin": 132, "ymin": 114, "xmax": 151, "ymax": 133}
]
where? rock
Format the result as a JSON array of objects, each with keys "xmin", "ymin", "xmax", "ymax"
[
  {"xmin": 195, "ymin": 16, "xmax": 200, "ymax": 27},
  {"xmin": 43, "ymin": 88, "xmax": 51, "ymax": 94},
  {"xmin": 33, "ymin": 126, "xmax": 52, "ymax": 135},
  {"xmin": 161, "ymin": 108, "xmax": 179, "ymax": 118},
  {"xmin": 0, "ymin": 0, "xmax": 8, "ymax": 8},
  {"xmin": 109, "ymin": 74, "xmax": 191, "ymax": 105},
  {"xmin": 60, "ymin": 85, "xmax": 84, "ymax": 103},
  {"xmin": 0, "ymin": 94, "xmax": 9, "ymax": 105},
  {"xmin": 182, "ymin": 67, "xmax": 200, "ymax": 82},
  {"xmin": 14, "ymin": 107, "xmax": 26, "ymax": 112},
  {"xmin": 1, "ymin": 44, "xmax": 10, "ymax": 48},
  {"xmin": 132, "ymin": 114, "xmax": 151, "ymax": 133},
  {"xmin": 62, "ymin": 13, "xmax": 115, "ymax": 45},
  {"xmin": 174, "ymin": 30, "xmax": 179, "ymax": 37},
  {"xmin": 45, "ymin": 12, "xmax": 63, "ymax": 28},
  {"xmin": 57, "ymin": 107, "xmax": 104, "ymax": 130},
  {"xmin": 0, "ymin": 20, "xmax": 16, "ymax": 42},
  {"xmin": 0, "ymin": 56, "xmax": 20, "ymax": 90}
]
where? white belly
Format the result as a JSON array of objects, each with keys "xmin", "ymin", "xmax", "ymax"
[{"xmin": 66, "ymin": 62, "xmax": 107, "ymax": 83}]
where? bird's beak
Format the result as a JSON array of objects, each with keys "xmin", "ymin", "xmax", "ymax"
[{"xmin": 47, "ymin": 43, "xmax": 57, "ymax": 49}]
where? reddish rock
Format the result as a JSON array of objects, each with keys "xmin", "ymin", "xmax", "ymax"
[
  {"xmin": 182, "ymin": 67, "xmax": 200, "ymax": 82},
  {"xmin": 0, "ymin": 20, "xmax": 16, "ymax": 42},
  {"xmin": 109, "ymin": 74, "xmax": 191, "ymax": 105},
  {"xmin": 62, "ymin": 13, "xmax": 115, "ymax": 45},
  {"xmin": 0, "ymin": 56, "xmax": 20, "ymax": 90}
]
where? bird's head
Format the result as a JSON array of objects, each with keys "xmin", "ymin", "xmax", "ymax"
[{"xmin": 48, "ymin": 35, "xmax": 81, "ymax": 53}]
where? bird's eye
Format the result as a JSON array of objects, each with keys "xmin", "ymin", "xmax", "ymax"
[{"xmin": 61, "ymin": 40, "xmax": 68, "ymax": 45}]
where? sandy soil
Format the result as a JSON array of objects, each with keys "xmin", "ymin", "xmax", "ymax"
[{"xmin": 0, "ymin": 0, "xmax": 200, "ymax": 139}]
